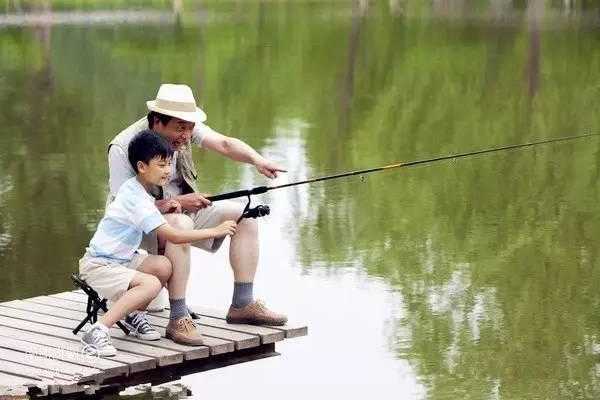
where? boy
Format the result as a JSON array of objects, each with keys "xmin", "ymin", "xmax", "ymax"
[{"xmin": 79, "ymin": 130, "xmax": 236, "ymax": 356}]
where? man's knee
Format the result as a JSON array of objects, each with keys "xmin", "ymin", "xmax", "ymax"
[
  {"xmin": 214, "ymin": 202, "xmax": 246, "ymax": 225},
  {"xmin": 164, "ymin": 213, "xmax": 194, "ymax": 231},
  {"xmin": 160, "ymin": 214, "xmax": 194, "ymax": 248},
  {"xmin": 238, "ymin": 217, "xmax": 258, "ymax": 233},
  {"xmin": 216, "ymin": 202, "xmax": 257, "ymax": 235}
]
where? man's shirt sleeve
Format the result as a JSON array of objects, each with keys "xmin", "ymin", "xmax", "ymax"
[
  {"xmin": 193, "ymin": 122, "xmax": 218, "ymax": 148},
  {"xmin": 108, "ymin": 145, "xmax": 136, "ymax": 198}
]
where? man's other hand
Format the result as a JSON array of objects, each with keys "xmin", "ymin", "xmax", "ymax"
[
  {"xmin": 177, "ymin": 193, "xmax": 212, "ymax": 212},
  {"xmin": 254, "ymin": 157, "xmax": 287, "ymax": 179},
  {"xmin": 157, "ymin": 199, "xmax": 182, "ymax": 214}
]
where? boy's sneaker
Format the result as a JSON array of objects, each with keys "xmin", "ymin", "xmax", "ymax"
[
  {"xmin": 81, "ymin": 323, "xmax": 117, "ymax": 357},
  {"xmin": 123, "ymin": 311, "xmax": 161, "ymax": 341}
]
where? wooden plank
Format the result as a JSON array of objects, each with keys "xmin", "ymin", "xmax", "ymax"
[
  {"xmin": 50, "ymin": 291, "xmax": 93, "ymax": 302},
  {"xmin": 4, "ymin": 299, "xmax": 84, "ymax": 320},
  {"xmin": 188, "ymin": 305, "xmax": 308, "ymax": 339},
  {"xmin": 107, "ymin": 328, "xmax": 209, "ymax": 360},
  {"xmin": 150, "ymin": 326, "xmax": 233, "ymax": 355},
  {"xmin": 0, "ymin": 346, "xmax": 101, "ymax": 383},
  {"xmin": 27, "ymin": 295, "xmax": 99, "ymax": 311},
  {"xmin": 0, "ymin": 315, "xmax": 155, "ymax": 373},
  {"xmin": 0, "ymin": 361, "xmax": 70, "ymax": 395},
  {"xmin": 0, "ymin": 372, "xmax": 48, "ymax": 396},
  {"xmin": 10, "ymin": 299, "xmax": 211, "ymax": 361},
  {"xmin": 0, "ymin": 360, "xmax": 85, "ymax": 395},
  {"xmin": 0, "ymin": 333, "xmax": 127, "ymax": 380},
  {"xmin": 0, "ymin": 359, "xmax": 72, "ymax": 382},
  {"xmin": 49, "ymin": 292, "xmax": 262, "ymax": 350},
  {"xmin": 0, "ymin": 306, "xmax": 183, "ymax": 367}
]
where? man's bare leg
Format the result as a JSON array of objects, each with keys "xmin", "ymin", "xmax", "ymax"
[
  {"xmin": 158, "ymin": 213, "xmax": 193, "ymax": 298},
  {"xmin": 229, "ymin": 217, "xmax": 259, "ymax": 282},
  {"xmin": 156, "ymin": 213, "xmax": 204, "ymax": 345},
  {"xmin": 205, "ymin": 205, "xmax": 262, "ymax": 311},
  {"xmin": 156, "ymin": 213, "xmax": 196, "ymax": 322},
  {"xmin": 215, "ymin": 205, "xmax": 286, "ymax": 324}
]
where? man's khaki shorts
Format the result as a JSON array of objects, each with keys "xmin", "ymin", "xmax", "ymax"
[
  {"xmin": 140, "ymin": 200, "xmax": 244, "ymax": 255},
  {"xmin": 79, "ymin": 251, "xmax": 148, "ymax": 301}
]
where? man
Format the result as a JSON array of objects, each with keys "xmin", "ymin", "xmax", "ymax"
[{"xmin": 107, "ymin": 84, "xmax": 287, "ymax": 335}]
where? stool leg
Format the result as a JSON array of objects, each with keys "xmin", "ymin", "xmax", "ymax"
[
  {"xmin": 72, "ymin": 290, "xmax": 131, "ymax": 336},
  {"xmin": 73, "ymin": 315, "xmax": 92, "ymax": 335},
  {"xmin": 73, "ymin": 297, "xmax": 102, "ymax": 334}
]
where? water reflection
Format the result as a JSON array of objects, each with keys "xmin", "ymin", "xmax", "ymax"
[{"xmin": 1, "ymin": 1, "xmax": 600, "ymax": 399}]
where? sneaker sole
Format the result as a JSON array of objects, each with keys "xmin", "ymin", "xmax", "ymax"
[
  {"xmin": 122, "ymin": 321, "xmax": 161, "ymax": 341},
  {"xmin": 80, "ymin": 339, "xmax": 117, "ymax": 357},
  {"xmin": 132, "ymin": 332, "xmax": 161, "ymax": 341}
]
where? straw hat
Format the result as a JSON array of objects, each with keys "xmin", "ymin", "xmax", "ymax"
[{"xmin": 146, "ymin": 84, "xmax": 207, "ymax": 123}]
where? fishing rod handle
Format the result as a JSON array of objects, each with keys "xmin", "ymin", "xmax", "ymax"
[{"xmin": 207, "ymin": 186, "xmax": 269, "ymax": 202}]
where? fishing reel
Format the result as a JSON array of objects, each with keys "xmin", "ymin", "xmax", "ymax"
[{"xmin": 237, "ymin": 195, "xmax": 270, "ymax": 223}]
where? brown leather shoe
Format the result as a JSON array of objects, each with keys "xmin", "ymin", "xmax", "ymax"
[
  {"xmin": 165, "ymin": 316, "xmax": 204, "ymax": 346},
  {"xmin": 226, "ymin": 299, "xmax": 288, "ymax": 326}
]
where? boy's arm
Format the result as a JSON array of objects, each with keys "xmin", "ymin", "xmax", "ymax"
[{"xmin": 155, "ymin": 220, "xmax": 236, "ymax": 245}]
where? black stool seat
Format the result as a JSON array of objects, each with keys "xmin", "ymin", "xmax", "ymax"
[{"xmin": 70, "ymin": 273, "xmax": 130, "ymax": 336}]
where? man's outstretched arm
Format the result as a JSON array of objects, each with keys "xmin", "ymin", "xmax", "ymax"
[{"xmin": 200, "ymin": 129, "xmax": 286, "ymax": 178}]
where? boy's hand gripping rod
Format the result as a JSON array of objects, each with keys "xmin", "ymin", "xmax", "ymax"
[{"xmin": 207, "ymin": 132, "xmax": 600, "ymax": 206}]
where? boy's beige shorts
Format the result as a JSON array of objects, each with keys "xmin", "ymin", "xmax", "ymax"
[{"xmin": 79, "ymin": 251, "xmax": 148, "ymax": 302}]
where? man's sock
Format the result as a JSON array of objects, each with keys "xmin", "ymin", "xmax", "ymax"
[
  {"xmin": 232, "ymin": 282, "xmax": 254, "ymax": 308},
  {"xmin": 169, "ymin": 298, "xmax": 188, "ymax": 320}
]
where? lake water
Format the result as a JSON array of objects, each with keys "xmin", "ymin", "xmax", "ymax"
[{"xmin": 1, "ymin": 1, "xmax": 600, "ymax": 399}]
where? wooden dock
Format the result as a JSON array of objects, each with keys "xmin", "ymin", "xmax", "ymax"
[{"xmin": 0, "ymin": 290, "xmax": 307, "ymax": 398}]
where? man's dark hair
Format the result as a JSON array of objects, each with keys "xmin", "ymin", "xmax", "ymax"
[
  {"xmin": 147, "ymin": 111, "xmax": 173, "ymax": 129},
  {"xmin": 128, "ymin": 130, "xmax": 174, "ymax": 173}
]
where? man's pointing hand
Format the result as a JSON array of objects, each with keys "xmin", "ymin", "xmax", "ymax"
[{"xmin": 254, "ymin": 157, "xmax": 287, "ymax": 179}]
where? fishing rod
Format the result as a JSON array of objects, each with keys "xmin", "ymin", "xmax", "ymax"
[
  {"xmin": 207, "ymin": 133, "xmax": 600, "ymax": 201},
  {"xmin": 208, "ymin": 132, "xmax": 600, "ymax": 210}
]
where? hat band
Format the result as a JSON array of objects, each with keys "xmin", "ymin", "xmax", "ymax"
[{"xmin": 154, "ymin": 98, "xmax": 197, "ymax": 113}]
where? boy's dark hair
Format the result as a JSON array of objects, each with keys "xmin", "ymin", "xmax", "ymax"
[
  {"xmin": 128, "ymin": 130, "xmax": 173, "ymax": 173},
  {"xmin": 147, "ymin": 111, "xmax": 173, "ymax": 129}
]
